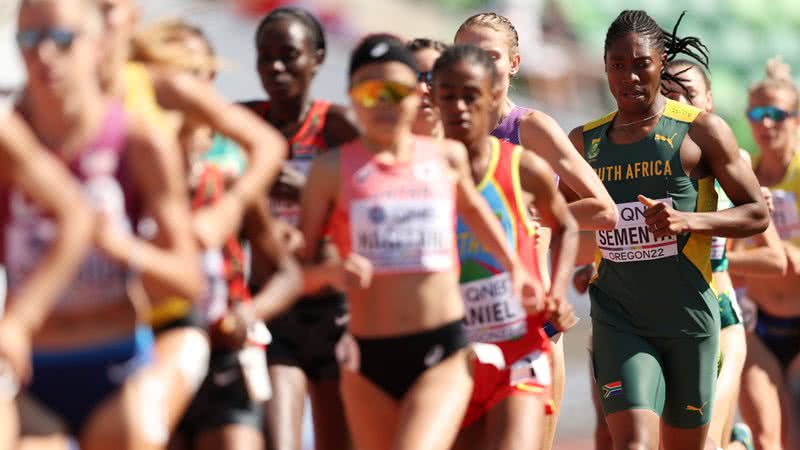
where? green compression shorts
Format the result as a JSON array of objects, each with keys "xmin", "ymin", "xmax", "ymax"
[
  {"xmin": 591, "ymin": 320, "xmax": 719, "ymax": 429},
  {"xmin": 718, "ymin": 288, "xmax": 743, "ymax": 329}
]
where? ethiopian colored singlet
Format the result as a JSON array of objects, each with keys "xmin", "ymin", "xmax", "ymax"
[
  {"xmin": 459, "ymin": 137, "xmax": 552, "ymax": 427},
  {"xmin": 583, "ymin": 99, "xmax": 720, "ymax": 428}
]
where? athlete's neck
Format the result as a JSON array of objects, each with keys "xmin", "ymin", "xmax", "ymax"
[
  {"xmin": 465, "ymin": 136, "xmax": 493, "ymax": 185},
  {"xmin": 361, "ymin": 131, "xmax": 415, "ymax": 163},
  {"xmin": 412, "ymin": 120, "xmax": 443, "ymax": 138},
  {"xmin": 268, "ymin": 95, "xmax": 312, "ymax": 130},
  {"xmin": 24, "ymin": 84, "xmax": 109, "ymax": 161},
  {"xmin": 615, "ymin": 95, "xmax": 667, "ymax": 128},
  {"xmin": 493, "ymin": 97, "xmax": 515, "ymax": 129}
]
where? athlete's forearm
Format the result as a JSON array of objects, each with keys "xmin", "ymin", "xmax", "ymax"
[
  {"xmin": 686, "ymin": 204, "xmax": 769, "ymax": 238},
  {"xmin": 548, "ymin": 221, "xmax": 579, "ymax": 300},
  {"xmin": 568, "ymin": 198, "xmax": 617, "ymax": 231},
  {"xmin": 250, "ymin": 256, "xmax": 302, "ymax": 322},
  {"xmin": 727, "ymin": 248, "xmax": 787, "ymax": 277},
  {"xmin": 7, "ymin": 210, "xmax": 94, "ymax": 333}
]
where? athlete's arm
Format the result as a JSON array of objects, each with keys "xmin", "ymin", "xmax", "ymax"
[
  {"xmin": 518, "ymin": 112, "xmax": 616, "ymax": 231},
  {"xmin": 684, "ymin": 112, "xmax": 769, "ymax": 237},
  {"xmin": 152, "ymin": 70, "xmax": 288, "ymax": 248},
  {"xmin": 0, "ymin": 114, "xmax": 94, "ymax": 378},
  {"xmin": 519, "ymin": 151, "xmax": 578, "ymax": 303},
  {"xmin": 446, "ymin": 140, "xmax": 543, "ymax": 303},
  {"xmin": 242, "ymin": 198, "xmax": 302, "ymax": 322},
  {"xmin": 727, "ymin": 222, "xmax": 787, "ymax": 277},
  {"xmin": 100, "ymin": 116, "xmax": 205, "ymax": 301}
]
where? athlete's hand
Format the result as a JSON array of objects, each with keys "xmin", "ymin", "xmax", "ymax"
[
  {"xmin": 572, "ymin": 264, "xmax": 595, "ymax": 294},
  {"xmin": 272, "ymin": 219, "xmax": 305, "ymax": 255},
  {"xmin": 271, "ymin": 165, "xmax": 306, "ymax": 201},
  {"xmin": 328, "ymin": 253, "xmax": 373, "ymax": 291},
  {"xmin": 638, "ymin": 195, "xmax": 689, "ymax": 237},
  {"xmin": 216, "ymin": 302, "xmax": 257, "ymax": 350},
  {"xmin": 511, "ymin": 265, "xmax": 545, "ymax": 315},
  {"xmin": 0, "ymin": 315, "xmax": 32, "ymax": 384},
  {"xmin": 544, "ymin": 295, "xmax": 578, "ymax": 332},
  {"xmin": 761, "ymin": 187, "xmax": 774, "ymax": 215}
]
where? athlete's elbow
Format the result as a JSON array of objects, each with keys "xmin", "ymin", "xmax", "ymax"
[{"xmin": 750, "ymin": 204, "xmax": 770, "ymax": 235}]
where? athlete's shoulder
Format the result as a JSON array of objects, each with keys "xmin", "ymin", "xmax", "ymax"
[
  {"xmin": 582, "ymin": 111, "xmax": 616, "ymax": 132},
  {"xmin": 519, "ymin": 108, "xmax": 563, "ymax": 137},
  {"xmin": 663, "ymin": 98, "xmax": 702, "ymax": 123},
  {"xmin": 238, "ymin": 99, "xmax": 269, "ymax": 115},
  {"xmin": 323, "ymin": 103, "xmax": 360, "ymax": 146}
]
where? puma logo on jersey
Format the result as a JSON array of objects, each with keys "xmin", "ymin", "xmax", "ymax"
[
  {"xmin": 655, "ymin": 133, "xmax": 678, "ymax": 149},
  {"xmin": 686, "ymin": 401, "xmax": 707, "ymax": 415}
]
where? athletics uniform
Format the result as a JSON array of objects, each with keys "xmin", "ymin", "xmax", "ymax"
[
  {"xmin": 177, "ymin": 149, "xmax": 268, "ymax": 440},
  {"xmin": 459, "ymin": 137, "xmax": 552, "ymax": 427},
  {"xmin": 2, "ymin": 102, "xmax": 153, "ymax": 433},
  {"xmin": 711, "ymin": 182, "xmax": 743, "ymax": 329},
  {"xmin": 328, "ymin": 136, "xmax": 466, "ymax": 399},
  {"xmin": 491, "ymin": 105, "xmax": 560, "ymax": 338},
  {"xmin": 752, "ymin": 150, "xmax": 800, "ymax": 369},
  {"xmin": 242, "ymin": 100, "xmax": 348, "ymax": 381},
  {"xmin": 584, "ymin": 99, "xmax": 720, "ymax": 428}
]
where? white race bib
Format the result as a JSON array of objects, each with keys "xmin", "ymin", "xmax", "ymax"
[
  {"xmin": 350, "ymin": 198, "xmax": 453, "ymax": 272},
  {"xmin": 596, "ymin": 198, "xmax": 678, "ymax": 263},
  {"xmin": 461, "ymin": 273, "xmax": 527, "ymax": 343},
  {"xmin": 710, "ymin": 236, "xmax": 726, "ymax": 261},
  {"xmin": 771, "ymin": 190, "xmax": 800, "ymax": 240}
]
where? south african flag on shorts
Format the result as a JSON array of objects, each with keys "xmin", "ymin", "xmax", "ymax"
[{"xmin": 602, "ymin": 381, "xmax": 623, "ymax": 399}]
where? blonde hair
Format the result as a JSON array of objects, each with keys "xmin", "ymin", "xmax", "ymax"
[
  {"xmin": 749, "ymin": 56, "xmax": 799, "ymax": 111},
  {"xmin": 131, "ymin": 19, "xmax": 219, "ymax": 76},
  {"xmin": 455, "ymin": 13, "xmax": 519, "ymax": 59}
]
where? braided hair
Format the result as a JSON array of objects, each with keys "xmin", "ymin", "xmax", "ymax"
[
  {"xmin": 456, "ymin": 12, "xmax": 519, "ymax": 60},
  {"xmin": 255, "ymin": 7, "xmax": 326, "ymax": 60},
  {"xmin": 605, "ymin": 10, "xmax": 709, "ymax": 93},
  {"xmin": 432, "ymin": 44, "xmax": 499, "ymax": 87}
]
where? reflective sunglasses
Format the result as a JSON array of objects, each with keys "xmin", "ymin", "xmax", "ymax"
[
  {"xmin": 747, "ymin": 105, "xmax": 797, "ymax": 123},
  {"xmin": 349, "ymin": 80, "xmax": 416, "ymax": 108},
  {"xmin": 417, "ymin": 71, "xmax": 433, "ymax": 86},
  {"xmin": 16, "ymin": 28, "xmax": 79, "ymax": 51}
]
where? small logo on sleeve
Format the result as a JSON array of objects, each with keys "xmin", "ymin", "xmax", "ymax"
[{"xmin": 602, "ymin": 381, "xmax": 623, "ymax": 399}]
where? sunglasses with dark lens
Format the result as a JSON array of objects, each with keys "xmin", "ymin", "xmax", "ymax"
[
  {"xmin": 747, "ymin": 105, "xmax": 798, "ymax": 123},
  {"xmin": 350, "ymin": 80, "xmax": 416, "ymax": 108},
  {"xmin": 417, "ymin": 71, "xmax": 433, "ymax": 85},
  {"xmin": 16, "ymin": 28, "xmax": 79, "ymax": 51}
]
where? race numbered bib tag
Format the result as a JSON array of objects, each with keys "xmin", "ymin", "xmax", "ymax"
[
  {"xmin": 461, "ymin": 273, "xmax": 527, "ymax": 343},
  {"xmin": 771, "ymin": 190, "xmax": 800, "ymax": 240},
  {"xmin": 239, "ymin": 345, "xmax": 271, "ymax": 402},
  {"xmin": 710, "ymin": 236, "xmax": 726, "ymax": 261},
  {"xmin": 596, "ymin": 198, "xmax": 678, "ymax": 263},
  {"xmin": 509, "ymin": 350, "xmax": 551, "ymax": 387},
  {"xmin": 350, "ymin": 198, "xmax": 454, "ymax": 272}
]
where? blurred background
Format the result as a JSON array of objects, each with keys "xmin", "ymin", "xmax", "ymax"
[{"xmin": 4, "ymin": 0, "xmax": 799, "ymax": 448}]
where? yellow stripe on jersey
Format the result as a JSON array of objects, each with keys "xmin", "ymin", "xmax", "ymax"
[
  {"xmin": 583, "ymin": 111, "xmax": 616, "ymax": 132},
  {"xmin": 682, "ymin": 176, "xmax": 718, "ymax": 284},
  {"xmin": 476, "ymin": 138, "xmax": 501, "ymax": 191},
  {"xmin": 510, "ymin": 146, "xmax": 537, "ymax": 237},
  {"xmin": 663, "ymin": 98, "xmax": 702, "ymax": 123}
]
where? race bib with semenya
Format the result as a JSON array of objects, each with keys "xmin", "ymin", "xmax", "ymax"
[{"xmin": 596, "ymin": 198, "xmax": 678, "ymax": 263}]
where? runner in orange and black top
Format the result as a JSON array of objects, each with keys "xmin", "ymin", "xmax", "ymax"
[{"xmin": 240, "ymin": 7, "xmax": 359, "ymax": 450}]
